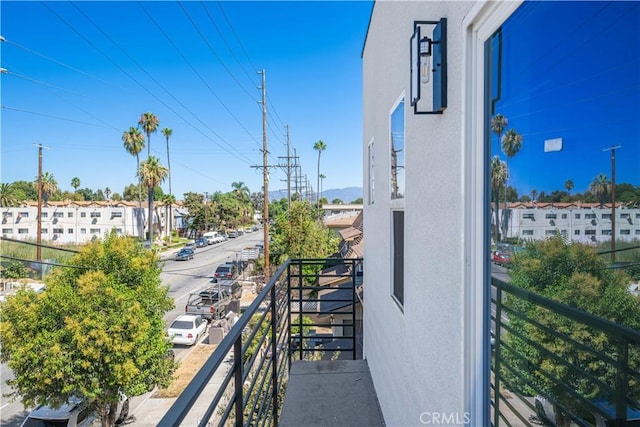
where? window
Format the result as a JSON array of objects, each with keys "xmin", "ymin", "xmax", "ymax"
[
  {"xmin": 90, "ymin": 212, "xmax": 101, "ymax": 218},
  {"xmin": 53, "ymin": 228, "xmax": 63, "ymax": 234},
  {"xmin": 90, "ymin": 228, "xmax": 101, "ymax": 234},
  {"xmin": 545, "ymin": 230, "xmax": 556, "ymax": 236},
  {"xmin": 368, "ymin": 139, "xmax": 375, "ymax": 205},
  {"xmin": 115, "ymin": 228, "xmax": 123, "ymax": 234},
  {"xmin": 485, "ymin": 2, "xmax": 639, "ymax": 422},
  {"xmin": 41, "ymin": 212, "xmax": 48, "ymax": 218},
  {"xmin": 67, "ymin": 212, "xmax": 73, "ymax": 218},
  {"xmin": 2, "ymin": 228, "xmax": 13, "ymax": 234},
  {"xmin": 390, "ymin": 97, "xmax": 405, "ymax": 200},
  {"xmin": 80, "ymin": 228, "xmax": 86, "ymax": 234},
  {"xmin": 111, "ymin": 211, "xmax": 122, "ymax": 218},
  {"xmin": 620, "ymin": 213, "xmax": 631, "ymax": 219},
  {"xmin": 53, "ymin": 212, "xmax": 64, "ymax": 218},
  {"xmin": 3, "ymin": 212, "xmax": 13, "ymax": 218},
  {"xmin": 522, "ymin": 230, "xmax": 534, "ymax": 236},
  {"xmin": 19, "ymin": 212, "xmax": 28, "ymax": 218},
  {"xmin": 561, "ymin": 214, "xmax": 567, "ymax": 219},
  {"xmin": 392, "ymin": 210, "xmax": 404, "ymax": 307},
  {"xmin": 81, "ymin": 212, "xmax": 86, "ymax": 218},
  {"xmin": 545, "ymin": 213, "xmax": 557, "ymax": 219},
  {"xmin": 68, "ymin": 228, "xmax": 74, "ymax": 234},
  {"xmin": 620, "ymin": 229, "xmax": 630, "ymax": 235},
  {"xmin": 523, "ymin": 213, "xmax": 535, "ymax": 220},
  {"xmin": 18, "ymin": 228, "xmax": 28, "ymax": 234},
  {"xmin": 41, "ymin": 228, "xmax": 48, "ymax": 234}
]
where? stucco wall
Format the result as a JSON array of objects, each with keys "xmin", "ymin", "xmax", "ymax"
[{"xmin": 363, "ymin": 2, "xmax": 478, "ymax": 425}]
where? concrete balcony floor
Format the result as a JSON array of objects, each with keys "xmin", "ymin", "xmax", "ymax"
[{"xmin": 280, "ymin": 360, "xmax": 385, "ymax": 426}]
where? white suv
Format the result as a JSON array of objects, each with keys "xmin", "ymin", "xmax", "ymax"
[{"xmin": 21, "ymin": 395, "xmax": 129, "ymax": 426}]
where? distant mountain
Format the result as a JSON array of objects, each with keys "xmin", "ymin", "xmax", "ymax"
[{"xmin": 269, "ymin": 187, "xmax": 363, "ymax": 204}]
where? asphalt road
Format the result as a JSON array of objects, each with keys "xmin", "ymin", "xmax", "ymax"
[{"xmin": 0, "ymin": 231, "xmax": 264, "ymax": 427}]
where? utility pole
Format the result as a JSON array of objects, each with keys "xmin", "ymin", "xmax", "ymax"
[
  {"xmin": 259, "ymin": 69, "xmax": 270, "ymax": 281},
  {"xmin": 204, "ymin": 191, "xmax": 209, "ymax": 234},
  {"xmin": 278, "ymin": 125, "xmax": 293, "ymax": 210},
  {"xmin": 603, "ymin": 145, "xmax": 621, "ymax": 263},
  {"xmin": 34, "ymin": 143, "xmax": 51, "ymax": 264}
]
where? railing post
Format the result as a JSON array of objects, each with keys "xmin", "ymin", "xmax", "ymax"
[
  {"xmin": 234, "ymin": 338, "xmax": 243, "ymax": 427},
  {"xmin": 493, "ymin": 284, "xmax": 503, "ymax": 427},
  {"xmin": 298, "ymin": 259, "xmax": 304, "ymax": 361},
  {"xmin": 287, "ymin": 262, "xmax": 292, "ymax": 371},
  {"xmin": 614, "ymin": 337, "xmax": 629, "ymax": 427},
  {"xmin": 270, "ymin": 281, "xmax": 279, "ymax": 425},
  {"xmin": 351, "ymin": 259, "xmax": 357, "ymax": 360}
]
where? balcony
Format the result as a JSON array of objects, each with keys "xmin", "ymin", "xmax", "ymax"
[{"xmin": 158, "ymin": 258, "xmax": 640, "ymax": 426}]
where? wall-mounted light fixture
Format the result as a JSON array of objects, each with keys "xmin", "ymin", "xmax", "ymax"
[{"xmin": 410, "ymin": 18, "xmax": 447, "ymax": 114}]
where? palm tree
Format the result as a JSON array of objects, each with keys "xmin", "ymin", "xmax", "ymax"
[
  {"xmin": 162, "ymin": 193, "xmax": 176, "ymax": 242},
  {"xmin": 319, "ymin": 173, "xmax": 326, "ymax": 202},
  {"xmin": 232, "ymin": 182, "xmax": 250, "ymax": 224},
  {"xmin": 122, "ymin": 126, "xmax": 146, "ymax": 238},
  {"xmin": 313, "ymin": 140, "xmax": 327, "ymax": 218},
  {"xmin": 161, "ymin": 127, "xmax": 173, "ymax": 238},
  {"xmin": 565, "ymin": 180, "xmax": 574, "ymax": 196},
  {"xmin": 531, "ymin": 189, "xmax": 538, "ymax": 202},
  {"xmin": 589, "ymin": 173, "xmax": 610, "ymax": 208},
  {"xmin": 490, "ymin": 156, "xmax": 507, "ymax": 243},
  {"xmin": 139, "ymin": 112, "xmax": 159, "ymax": 157},
  {"xmin": 139, "ymin": 156, "xmax": 168, "ymax": 243},
  {"xmin": 35, "ymin": 172, "xmax": 58, "ymax": 204},
  {"xmin": 104, "ymin": 187, "xmax": 111, "ymax": 201},
  {"xmin": 71, "ymin": 177, "xmax": 80, "ymax": 193},
  {"xmin": 0, "ymin": 182, "xmax": 19, "ymax": 207}
]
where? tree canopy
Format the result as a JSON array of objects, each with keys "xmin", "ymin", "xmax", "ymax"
[{"xmin": 0, "ymin": 232, "xmax": 175, "ymax": 426}]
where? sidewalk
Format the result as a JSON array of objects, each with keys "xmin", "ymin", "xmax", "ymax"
[{"xmin": 127, "ymin": 283, "xmax": 258, "ymax": 426}]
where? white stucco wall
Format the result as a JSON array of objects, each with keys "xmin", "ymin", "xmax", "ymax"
[{"xmin": 362, "ymin": 1, "xmax": 515, "ymax": 425}]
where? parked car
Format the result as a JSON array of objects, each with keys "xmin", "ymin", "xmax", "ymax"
[
  {"xmin": 228, "ymin": 231, "xmax": 237, "ymax": 238},
  {"xmin": 184, "ymin": 241, "xmax": 197, "ymax": 251},
  {"xmin": 492, "ymin": 251, "xmax": 511, "ymax": 266},
  {"xmin": 175, "ymin": 248, "xmax": 194, "ymax": 261},
  {"xmin": 211, "ymin": 279, "xmax": 243, "ymax": 300},
  {"xmin": 214, "ymin": 264, "xmax": 238, "ymax": 281},
  {"xmin": 195, "ymin": 238, "xmax": 208, "ymax": 248},
  {"xmin": 21, "ymin": 395, "xmax": 129, "ymax": 427},
  {"xmin": 167, "ymin": 314, "xmax": 207, "ymax": 346}
]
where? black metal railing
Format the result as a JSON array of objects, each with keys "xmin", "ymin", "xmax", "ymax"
[
  {"xmin": 491, "ymin": 277, "xmax": 640, "ymax": 427},
  {"xmin": 158, "ymin": 257, "xmax": 363, "ymax": 427}
]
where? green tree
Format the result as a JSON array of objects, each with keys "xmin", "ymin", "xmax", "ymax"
[
  {"xmin": 313, "ymin": 140, "xmax": 327, "ymax": 219},
  {"xmin": 35, "ymin": 172, "xmax": 58, "ymax": 204},
  {"xmin": 0, "ymin": 261, "xmax": 29, "ymax": 283},
  {"xmin": 71, "ymin": 177, "xmax": 80, "ymax": 193},
  {"xmin": 139, "ymin": 156, "xmax": 168, "ymax": 243},
  {"xmin": 0, "ymin": 182, "xmax": 20, "ymax": 207},
  {"xmin": 589, "ymin": 173, "xmax": 610, "ymax": 208},
  {"xmin": 351, "ymin": 197, "xmax": 364, "ymax": 204},
  {"xmin": 270, "ymin": 200, "xmax": 339, "ymax": 264},
  {"xmin": 331, "ymin": 198, "xmax": 343, "ymax": 205},
  {"xmin": 0, "ymin": 232, "xmax": 175, "ymax": 427},
  {"xmin": 503, "ymin": 236, "xmax": 640, "ymax": 426},
  {"xmin": 564, "ymin": 179, "xmax": 574, "ymax": 195},
  {"xmin": 162, "ymin": 194, "xmax": 176, "ymax": 242},
  {"xmin": 490, "ymin": 155, "xmax": 507, "ymax": 243},
  {"xmin": 122, "ymin": 127, "xmax": 146, "ymax": 237},
  {"xmin": 139, "ymin": 112, "xmax": 159, "ymax": 158}
]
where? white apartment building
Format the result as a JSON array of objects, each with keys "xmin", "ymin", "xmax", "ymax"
[
  {"xmin": 1, "ymin": 201, "xmax": 177, "ymax": 244},
  {"xmin": 499, "ymin": 202, "xmax": 640, "ymax": 244}
]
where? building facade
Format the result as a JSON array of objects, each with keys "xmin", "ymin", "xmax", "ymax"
[
  {"xmin": 1, "ymin": 201, "xmax": 177, "ymax": 244},
  {"xmin": 362, "ymin": 1, "xmax": 638, "ymax": 425}
]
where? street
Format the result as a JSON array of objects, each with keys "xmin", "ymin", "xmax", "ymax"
[{"xmin": 0, "ymin": 231, "xmax": 263, "ymax": 426}]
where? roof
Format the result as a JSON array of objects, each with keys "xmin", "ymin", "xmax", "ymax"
[{"xmin": 319, "ymin": 283, "xmax": 356, "ymax": 314}]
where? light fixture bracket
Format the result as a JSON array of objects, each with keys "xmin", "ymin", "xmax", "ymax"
[{"xmin": 410, "ymin": 18, "xmax": 447, "ymax": 114}]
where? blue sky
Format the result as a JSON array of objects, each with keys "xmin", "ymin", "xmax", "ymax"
[
  {"xmin": 1, "ymin": 1, "xmax": 373, "ymax": 200},
  {"xmin": 490, "ymin": 1, "xmax": 640, "ymax": 199}
]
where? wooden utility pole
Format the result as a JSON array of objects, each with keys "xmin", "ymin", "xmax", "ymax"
[
  {"xmin": 36, "ymin": 144, "xmax": 43, "ymax": 262},
  {"xmin": 604, "ymin": 145, "xmax": 621, "ymax": 263},
  {"xmin": 259, "ymin": 69, "xmax": 270, "ymax": 281}
]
